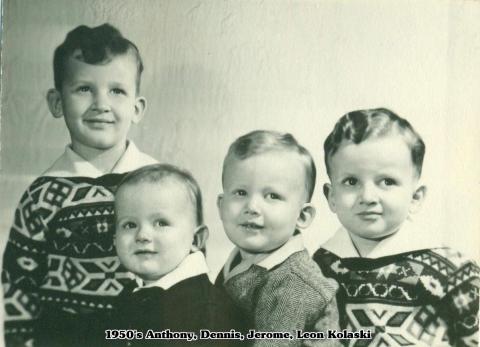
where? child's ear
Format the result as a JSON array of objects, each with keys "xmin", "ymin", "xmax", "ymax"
[
  {"xmin": 47, "ymin": 89, "xmax": 63, "ymax": 118},
  {"xmin": 323, "ymin": 183, "xmax": 336, "ymax": 213},
  {"xmin": 409, "ymin": 185, "xmax": 427, "ymax": 214},
  {"xmin": 132, "ymin": 96, "xmax": 147, "ymax": 124},
  {"xmin": 191, "ymin": 225, "xmax": 209, "ymax": 252},
  {"xmin": 296, "ymin": 203, "xmax": 316, "ymax": 229},
  {"xmin": 216, "ymin": 194, "xmax": 224, "ymax": 214}
]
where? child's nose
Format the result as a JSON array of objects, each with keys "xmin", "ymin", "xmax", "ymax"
[
  {"xmin": 135, "ymin": 225, "xmax": 152, "ymax": 243},
  {"xmin": 359, "ymin": 184, "xmax": 379, "ymax": 204},
  {"xmin": 244, "ymin": 196, "xmax": 261, "ymax": 215},
  {"xmin": 92, "ymin": 92, "xmax": 111, "ymax": 112}
]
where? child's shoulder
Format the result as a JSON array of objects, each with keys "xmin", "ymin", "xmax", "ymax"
[
  {"xmin": 312, "ymin": 246, "xmax": 340, "ymax": 265},
  {"xmin": 165, "ymin": 274, "xmax": 247, "ymax": 332},
  {"xmin": 412, "ymin": 247, "xmax": 479, "ymax": 285},
  {"xmin": 40, "ymin": 141, "xmax": 157, "ymax": 178},
  {"xmin": 314, "ymin": 245, "xmax": 479, "ymax": 269},
  {"xmin": 424, "ymin": 247, "xmax": 478, "ymax": 268},
  {"xmin": 22, "ymin": 174, "xmax": 125, "ymax": 202},
  {"xmin": 269, "ymin": 250, "xmax": 338, "ymax": 299}
]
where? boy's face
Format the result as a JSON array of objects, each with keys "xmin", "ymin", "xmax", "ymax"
[
  {"xmin": 115, "ymin": 180, "xmax": 196, "ymax": 283},
  {"xmin": 326, "ymin": 135, "xmax": 423, "ymax": 241},
  {"xmin": 52, "ymin": 53, "xmax": 144, "ymax": 155},
  {"xmin": 218, "ymin": 151, "xmax": 313, "ymax": 255}
]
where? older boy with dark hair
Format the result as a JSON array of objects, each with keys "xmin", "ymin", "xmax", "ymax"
[
  {"xmin": 2, "ymin": 23, "xmax": 156, "ymax": 346},
  {"xmin": 314, "ymin": 108, "xmax": 479, "ymax": 346}
]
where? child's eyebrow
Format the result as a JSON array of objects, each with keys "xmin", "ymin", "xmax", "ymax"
[
  {"xmin": 65, "ymin": 79, "xmax": 92, "ymax": 86},
  {"xmin": 109, "ymin": 81, "xmax": 129, "ymax": 86},
  {"xmin": 333, "ymin": 171, "xmax": 357, "ymax": 178}
]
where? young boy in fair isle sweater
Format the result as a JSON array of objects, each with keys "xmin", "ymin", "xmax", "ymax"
[
  {"xmin": 216, "ymin": 130, "xmax": 341, "ymax": 347},
  {"xmin": 2, "ymin": 24, "xmax": 156, "ymax": 346},
  {"xmin": 314, "ymin": 108, "xmax": 479, "ymax": 346}
]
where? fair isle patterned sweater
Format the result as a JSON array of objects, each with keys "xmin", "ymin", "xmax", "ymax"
[
  {"xmin": 313, "ymin": 228, "xmax": 479, "ymax": 347},
  {"xmin": 2, "ymin": 143, "xmax": 156, "ymax": 347}
]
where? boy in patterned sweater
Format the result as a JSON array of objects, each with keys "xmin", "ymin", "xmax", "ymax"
[
  {"xmin": 313, "ymin": 108, "xmax": 479, "ymax": 346},
  {"xmin": 2, "ymin": 24, "xmax": 156, "ymax": 346},
  {"xmin": 216, "ymin": 130, "xmax": 340, "ymax": 347}
]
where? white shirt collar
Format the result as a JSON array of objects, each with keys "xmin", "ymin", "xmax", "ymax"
[
  {"xmin": 42, "ymin": 141, "xmax": 157, "ymax": 177},
  {"xmin": 134, "ymin": 251, "xmax": 209, "ymax": 291},
  {"xmin": 222, "ymin": 234, "xmax": 304, "ymax": 282},
  {"xmin": 321, "ymin": 221, "xmax": 444, "ymax": 259}
]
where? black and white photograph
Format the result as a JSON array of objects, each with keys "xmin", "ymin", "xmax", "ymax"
[{"xmin": 0, "ymin": 1, "xmax": 479, "ymax": 346}]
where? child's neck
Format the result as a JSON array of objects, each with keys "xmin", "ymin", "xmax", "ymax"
[
  {"xmin": 348, "ymin": 232, "xmax": 397, "ymax": 257},
  {"xmin": 239, "ymin": 249, "xmax": 264, "ymax": 260},
  {"xmin": 72, "ymin": 141, "xmax": 128, "ymax": 174}
]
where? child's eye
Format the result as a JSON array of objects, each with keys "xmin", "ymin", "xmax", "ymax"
[
  {"xmin": 121, "ymin": 221, "xmax": 137, "ymax": 230},
  {"xmin": 76, "ymin": 86, "xmax": 91, "ymax": 93},
  {"xmin": 111, "ymin": 88, "xmax": 126, "ymax": 95},
  {"xmin": 233, "ymin": 189, "xmax": 247, "ymax": 197},
  {"xmin": 266, "ymin": 192, "xmax": 281, "ymax": 200},
  {"xmin": 153, "ymin": 219, "xmax": 169, "ymax": 228},
  {"xmin": 342, "ymin": 177, "xmax": 357, "ymax": 186},
  {"xmin": 381, "ymin": 178, "xmax": 397, "ymax": 186}
]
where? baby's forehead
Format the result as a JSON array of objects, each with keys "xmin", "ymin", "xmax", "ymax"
[
  {"xmin": 117, "ymin": 177, "xmax": 196, "ymax": 207},
  {"xmin": 226, "ymin": 149, "xmax": 305, "ymax": 171},
  {"xmin": 225, "ymin": 150, "xmax": 308, "ymax": 184}
]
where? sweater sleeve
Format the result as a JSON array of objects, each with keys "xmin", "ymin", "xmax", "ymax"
[
  {"xmin": 441, "ymin": 256, "xmax": 479, "ymax": 347},
  {"xmin": 2, "ymin": 179, "xmax": 57, "ymax": 347},
  {"xmin": 252, "ymin": 271, "xmax": 340, "ymax": 347}
]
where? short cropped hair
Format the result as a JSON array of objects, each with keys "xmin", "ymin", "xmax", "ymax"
[
  {"xmin": 53, "ymin": 23, "xmax": 144, "ymax": 92},
  {"xmin": 222, "ymin": 130, "xmax": 316, "ymax": 202},
  {"xmin": 324, "ymin": 108, "xmax": 425, "ymax": 177},
  {"xmin": 116, "ymin": 164, "xmax": 204, "ymax": 227}
]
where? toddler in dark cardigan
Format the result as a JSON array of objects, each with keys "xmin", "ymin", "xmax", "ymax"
[{"xmin": 94, "ymin": 164, "xmax": 245, "ymax": 346}]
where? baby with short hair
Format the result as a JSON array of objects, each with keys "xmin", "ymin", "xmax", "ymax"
[
  {"xmin": 217, "ymin": 130, "xmax": 340, "ymax": 347},
  {"xmin": 314, "ymin": 108, "xmax": 479, "ymax": 346},
  {"xmin": 106, "ymin": 163, "xmax": 244, "ymax": 346}
]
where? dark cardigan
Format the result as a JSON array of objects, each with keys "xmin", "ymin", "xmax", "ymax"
[{"xmin": 36, "ymin": 274, "xmax": 248, "ymax": 347}]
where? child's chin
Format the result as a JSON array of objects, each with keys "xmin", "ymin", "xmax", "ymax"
[
  {"xmin": 241, "ymin": 243, "xmax": 279, "ymax": 255},
  {"xmin": 240, "ymin": 244, "xmax": 268, "ymax": 255},
  {"xmin": 360, "ymin": 229, "xmax": 398, "ymax": 241}
]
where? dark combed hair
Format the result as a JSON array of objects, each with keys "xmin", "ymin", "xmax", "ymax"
[
  {"xmin": 223, "ymin": 130, "xmax": 317, "ymax": 202},
  {"xmin": 324, "ymin": 108, "xmax": 426, "ymax": 177},
  {"xmin": 53, "ymin": 23, "xmax": 144, "ymax": 91},
  {"xmin": 116, "ymin": 164, "xmax": 204, "ymax": 227}
]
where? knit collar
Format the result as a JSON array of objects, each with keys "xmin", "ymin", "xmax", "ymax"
[
  {"xmin": 322, "ymin": 221, "xmax": 444, "ymax": 259},
  {"xmin": 134, "ymin": 251, "xmax": 209, "ymax": 291},
  {"xmin": 222, "ymin": 234, "xmax": 304, "ymax": 282},
  {"xmin": 42, "ymin": 141, "xmax": 157, "ymax": 178}
]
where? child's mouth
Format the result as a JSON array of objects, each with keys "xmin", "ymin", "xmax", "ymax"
[
  {"xmin": 357, "ymin": 211, "xmax": 382, "ymax": 220},
  {"xmin": 240, "ymin": 222, "xmax": 264, "ymax": 230},
  {"xmin": 85, "ymin": 119, "xmax": 115, "ymax": 124},
  {"xmin": 134, "ymin": 250, "xmax": 157, "ymax": 255}
]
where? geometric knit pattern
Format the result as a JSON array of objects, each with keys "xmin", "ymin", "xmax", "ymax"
[
  {"xmin": 2, "ymin": 174, "xmax": 130, "ymax": 346},
  {"xmin": 313, "ymin": 248, "xmax": 479, "ymax": 347}
]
